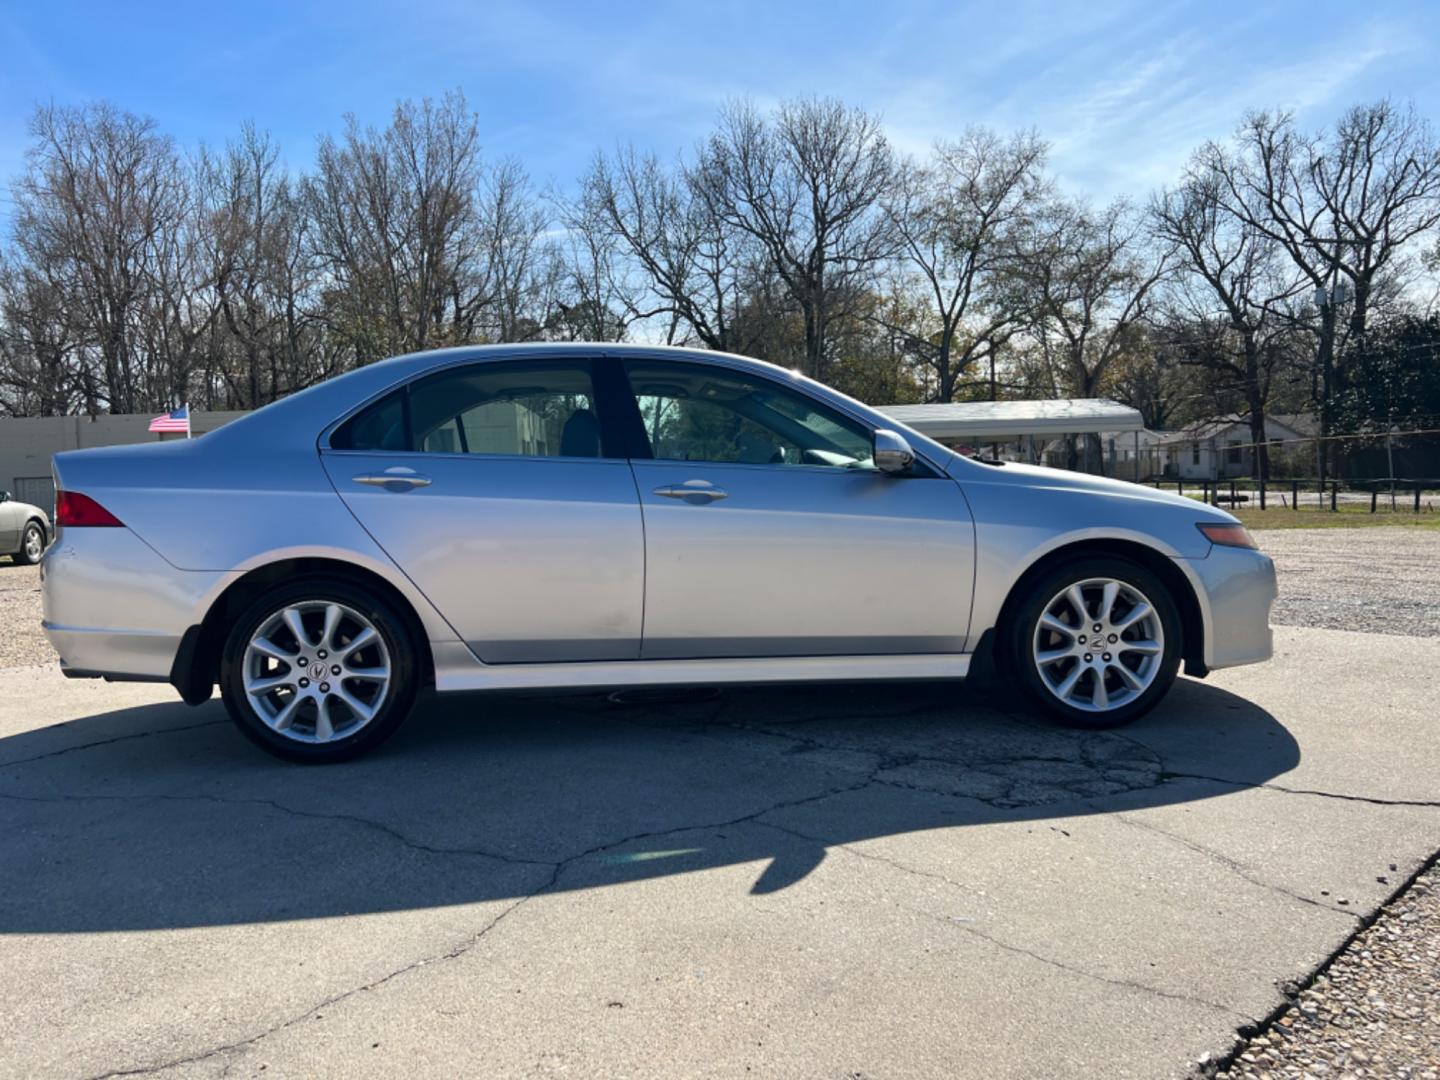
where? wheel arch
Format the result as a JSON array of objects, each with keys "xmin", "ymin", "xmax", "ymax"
[
  {"xmin": 173, "ymin": 556, "xmax": 436, "ymax": 705},
  {"xmin": 993, "ymin": 538, "xmax": 1207, "ymax": 677}
]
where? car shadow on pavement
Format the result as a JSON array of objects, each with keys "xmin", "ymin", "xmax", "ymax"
[{"xmin": 0, "ymin": 676, "xmax": 1297, "ymax": 933}]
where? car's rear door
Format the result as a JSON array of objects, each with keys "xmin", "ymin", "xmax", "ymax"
[
  {"xmin": 619, "ymin": 357, "xmax": 975, "ymax": 660},
  {"xmin": 320, "ymin": 357, "xmax": 644, "ymax": 663}
]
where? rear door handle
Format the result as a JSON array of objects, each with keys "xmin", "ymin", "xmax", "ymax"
[
  {"xmin": 653, "ymin": 483, "xmax": 727, "ymax": 503},
  {"xmin": 353, "ymin": 469, "xmax": 432, "ymax": 490}
]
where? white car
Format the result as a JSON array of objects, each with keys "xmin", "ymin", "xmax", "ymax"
[{"xmin": 1, "ymin": 491, "xmax": 50, "ymax": 565}]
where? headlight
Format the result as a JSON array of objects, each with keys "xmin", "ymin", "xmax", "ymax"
[{"xmin": 1197, "ymin": 522, "xmax": 1257, "ymax": 550}]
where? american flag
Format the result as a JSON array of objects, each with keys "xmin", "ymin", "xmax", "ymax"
[{"xmin": 148, "ymin": 406, "xmax": 191, "ymax": 434}]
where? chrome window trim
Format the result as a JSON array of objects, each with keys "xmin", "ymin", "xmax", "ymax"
[{"xmin": 319, "ymin": 447, "xmax": 632, "ymax": 467}]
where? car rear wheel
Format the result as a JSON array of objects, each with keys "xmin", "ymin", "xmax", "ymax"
[
  {"xmin": 1002, "ymin": 556, "xmax": 1181, "ymax": 729},
  {"xmin": 15, "ymin": 521, "xmax": 45, "ymax": 565},
  {"xmin": 219, "ymin": 580, "xmax": 419, "ymax": 762}
]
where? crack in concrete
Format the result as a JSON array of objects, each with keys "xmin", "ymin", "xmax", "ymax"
[
  {"xmin": 69, "ymin": 770, "xmax": 887, "ymax": 1079},
  {"xmin": 0, "ymin": 718, "xmax": 227, "ymax": 770},
  {"xmin": 1160, "ymin": 771, "xmax": 1440, "ymax": 809},
  {"xmin": 922, "ymin": 906, "xmax": 1253, "ymax": 1021},
  {"xmin": 17, "ymin": 689, "xmax": 1436, "ymax": 1077},
  {"xmin": 84, "ymin": 890, "xmax": 538, "ymax": 1080},
  {"xmin": 618, "ymin": 706, "xmax": 1168, "ymax": 810},
  {"xmin": 0, "ymin": 789, "xmax": 554, "ymax": 869},
  {"xmin": 1113, "ymin": 813, "xmax": 1362, "ymax": 920},
  {"xmin": 1191, "ymin": 844, "xmax": 1440, "ymax": 1080},
  {"xmin": 751, "ymin": 817, "xmax": 1253, "ymax": 1021}
]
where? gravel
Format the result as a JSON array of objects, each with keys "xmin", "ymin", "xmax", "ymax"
[
  {"xmin": 1211, "ymin": 868, "xmax": 1440, "ymax": 1080},
  {"xmin": 0, "ymin": 561, "xmax": 48, "ymax": 668},
  {"xmin": 1256, "ymin": 526, "xmax": 1440, "ymax": 638}
]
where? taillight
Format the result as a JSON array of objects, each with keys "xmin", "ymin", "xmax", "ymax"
[{"xmin": 56, "ymin": 491, "xmax": 124, "ymax": 527}]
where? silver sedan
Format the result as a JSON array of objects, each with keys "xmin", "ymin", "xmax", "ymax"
[
  {"xmin": 1, "ymin": 490, "xmax": 50, "ymax": 565},
  {"xmin": 41, "ymin": 345, "xmax": 1276, "ymax": 762}
]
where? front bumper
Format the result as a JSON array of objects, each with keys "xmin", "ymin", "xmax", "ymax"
[
  {"xmin": 1175, "ymin": 545, "xmax": 1278, "ymax": 671},
  {"xmin": 41, "ymin": 528, "xmax": 232, "ymax": 681}
]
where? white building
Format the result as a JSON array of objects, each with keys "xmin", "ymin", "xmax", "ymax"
[
  {"xmin": 878, "ymin": 399, "xmax": 1146, "ymax": 475},
  {"xmin": 1153, "ymin": 415, "xmax": 1314, "ymax": 480}
]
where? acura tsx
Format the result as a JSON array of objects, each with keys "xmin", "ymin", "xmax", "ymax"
[{"xmin": 41, "ymin": 344, "xmax": 1276, "ymax": 762}]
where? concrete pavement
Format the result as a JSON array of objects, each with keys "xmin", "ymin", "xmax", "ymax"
[{"xmin": 0, "ymin": 625, "xmax": 1436, "ymax": 1079}]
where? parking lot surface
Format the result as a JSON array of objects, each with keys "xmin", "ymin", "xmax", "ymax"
[{"xmin": 1, "ymin": 534, "xmax": 1437, "ymax": 1079}]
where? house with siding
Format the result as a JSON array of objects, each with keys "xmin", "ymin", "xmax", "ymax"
[{"xmin": 1154, "ymin": 415, "xmax": 1315, "ymax": 480}]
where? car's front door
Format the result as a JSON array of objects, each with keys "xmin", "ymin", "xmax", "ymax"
[
  {"xmin": 321, "ymin": 358, "xmax": 644, "ymax": 663},
  {"xmin": 620, "ymin": 358, "xmax": 975, "ymax": 660}
]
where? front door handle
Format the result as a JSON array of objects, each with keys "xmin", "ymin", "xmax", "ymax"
[
  {"xmin": 653, "ymin": 482, "xmax": 728, "ymax": 503},
  {"xmin": 353, "ymin": 469, "xmax": 432, "ymax": 490}
]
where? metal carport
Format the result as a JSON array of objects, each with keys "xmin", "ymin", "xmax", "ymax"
[{"xmin": 875, "ymin": 398, "xmax": 1146, "ymax": 476}]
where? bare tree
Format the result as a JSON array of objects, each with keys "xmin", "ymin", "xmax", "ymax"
[
  {"xmin": 694, "ymin": 98, "xmax": 896, "ymax": 380},
  {"xmin": 199, "ymin": 123, "xmax": 318, "ymax": 406},
  {"xmin": 884, "ymin": 129, "xmax": 1047, "ymax": 401},
  {"xmin": 1017, "ymin": 198, "xmax": 1168, "ymax": 468},
  {"xmin": 549, "ymin": 174, "xmax": 651, "ymax": 342},
  {"xmin": 1198, "ymin": 102, "xmax": 1440, "ymax": 479},
  {"xmin": 1151, "ymin": 170, "xmax": 1308, "ymax": 477},
  {"xmin": 304, "ymin": 91, "xmax": 485, "ymax": 361},
  {"xmin": 0, "ymin": 251, "xmax": 81, "ymax": 415},
  {"xmin": 473, "ymin": 159, "xmax": 553, "ymax": 343},
  {"xmin": 577, "ymin": 145, "xmax": 760, "ymax": 352},
  {"xmin": 11, "ymin": 102, "xmax": 191, "ymax": 412}
]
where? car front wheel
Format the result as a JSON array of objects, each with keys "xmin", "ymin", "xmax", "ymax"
[
  {"xmin": 1003, "ymin": 556, "xmax": 1181, "ymax": 729},
  {"xmin": 219, "ymin": 580, "xmax": 419, "ymax": 762}
]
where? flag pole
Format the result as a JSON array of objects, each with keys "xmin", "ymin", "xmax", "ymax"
[{"xmin": 185, "ymin": 403, "xmax": 192, "ymax": 440}]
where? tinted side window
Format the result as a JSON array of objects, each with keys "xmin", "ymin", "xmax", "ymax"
[
  {"xmin": 331, "ymin": 390, "xmax": 408, "ymax": 451},
  {"xmin": 625, "ymin": 360, "xmax": 875, "ymax": 470},
  {"xmin": 409, "ymin": 361, "xmax": 602, "ymax": 458}
]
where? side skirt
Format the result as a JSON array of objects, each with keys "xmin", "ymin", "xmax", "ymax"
[{"xmin": 431, "ymin": 642, "xmax": 971, "ymax": 693}]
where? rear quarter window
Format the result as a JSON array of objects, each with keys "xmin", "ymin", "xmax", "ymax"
[{"xmin": 330, "ymin": 391, "xmax": 408, "ymax": 451}]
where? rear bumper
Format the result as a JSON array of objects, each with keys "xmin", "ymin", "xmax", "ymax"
[
  {"xmin": 41, "ymin": 529, "xmax": 233, "ymax": 681},
  {"xmin": 1175, "ymin": 545, "xmax": 1278, "ymax": 671}
]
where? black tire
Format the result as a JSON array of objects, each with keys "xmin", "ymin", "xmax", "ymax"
[
  {"xmin": 14, "ymin": 521, "xmax": 45, "ymax": 565},
  {"xmin": 219, "ymin": 579, "xmax": 419, "ymax": 763},
  {"xmin": 999, "ymin": 555, "xmax": 1181, "ymax": 729}
]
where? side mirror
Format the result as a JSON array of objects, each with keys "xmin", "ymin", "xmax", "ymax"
[
  {"xmin": 873, "ymin": 429, "xmax": 915, "ymax": 475},
  {"xmin": 0, "ymin": 491, "xmax": 9, "ymax": 503}
]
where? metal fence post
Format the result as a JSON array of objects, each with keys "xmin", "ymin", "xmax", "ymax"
[{"xmin": 1370, "ymin": 490, "xmax": 1377, "ymax": 513}]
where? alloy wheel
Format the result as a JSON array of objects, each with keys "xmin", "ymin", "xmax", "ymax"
[
  {"xmin": 241, "ymin": 601, "xmax": 392, "ymax": 744},
  {"xmin": 1031, "ymin": 577, "xmax": 1165, "ymax": 713}
]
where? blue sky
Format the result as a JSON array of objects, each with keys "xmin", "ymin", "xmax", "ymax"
[{"xmin": 1, "ymin": 0, "xmax": 1437, "ymax": 209}]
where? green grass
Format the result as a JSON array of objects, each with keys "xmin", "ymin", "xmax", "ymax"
[
  {"xmin": 1231, "ymin": 506, "xmax": 1440, "ymax": 530},
  {"xmin": 1152, "ymin": 486, "xmax": 1440, "ymax": 529}
]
